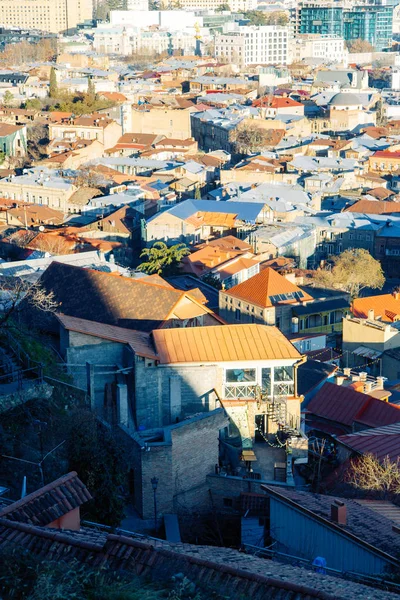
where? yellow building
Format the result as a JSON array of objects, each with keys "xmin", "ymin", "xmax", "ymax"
[{"xmin": 0, "ymin": 0, "xmax": 92, "ymax": 34}]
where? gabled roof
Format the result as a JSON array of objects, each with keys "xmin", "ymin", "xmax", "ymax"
[
  {"xmin": 345, "ymin": 200, "xmax": 400, "ymax": 215},
  {"xmin": 352, "ymin": 293, "xmax": 400, "ymax": 322},
  {"xmin": 38, "ymin": 262, "xmax": 213, "ymax": 332},
  {"xmin": 307, "ymin": 382, "xmax": 400, "ymax": 430},
  {"xmin": 153, "ymin": 324, "xmax": 301, "ymax": 365},
  {"xmin": 0, "ymin": 472, "xmax": 91, "ymax": 527},
  {"xmin": 263, "ymin": 486, "xmax": 400, "ymax": 565},
  {"xmin": 56, "ymin": 314, "xmax": 158, "ymax": 359},
  {"xmin": 224, "ymin": 268, "xmax": 313, "ymax": 309},
  {"xmin": 337, "ymin": 423, "xmax": 400, "ymax": 462}
]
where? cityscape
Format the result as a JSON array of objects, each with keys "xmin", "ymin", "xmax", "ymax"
[{"xmin": 0, "ymin": 0, "xmax": 399, "ymax": 598}]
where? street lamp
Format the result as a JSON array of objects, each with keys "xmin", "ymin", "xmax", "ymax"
[{"xmin": 151, "ymin": 476, "xmax": 158, "ymax": 534}]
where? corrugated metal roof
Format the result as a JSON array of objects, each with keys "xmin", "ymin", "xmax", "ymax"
[
  {"xmin": 152, "ymin": 324, "xmax": 301, "ymax": 364},
  {"xmin": 307, "ymin": 382, "xmax": 400, "ymax": 429}
]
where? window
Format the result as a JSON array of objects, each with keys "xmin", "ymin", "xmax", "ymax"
[
  {"xmin": 235, "ymin": 308, "xmax": 241, "ymax": 321},
  {"xmin": 262, "ymin": 368, "xmax": 271, "ymax": 395},
  {"xmin": 226, "ymin": 369, "xmax": 256, "ymax": 383},
  {"xmin": 274, "ymin": 366, "xmax": 294, "ymax": 382}
]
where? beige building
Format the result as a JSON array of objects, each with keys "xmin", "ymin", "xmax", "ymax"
[
  {"xmin": 342, "ymin": 313, "xmax": 400, "ymax": 375},
  {"xmin": 0, "ymin": 0, "xmax": 93, "ymax": 34},
  {"xmin": 129, "ymin": 106, "xmax": 192, "ymax": 140},
  {"xmin": 48, "ymin": 115, "xmax": 122, "ymax": 151},
  {"xmin": 0, "ymin": 171, "xmax": 77, "ymax": 212}
]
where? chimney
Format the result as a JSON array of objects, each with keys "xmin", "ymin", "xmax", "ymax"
[
  {"xmin": 364, "ymin": 381, "xmax": 373, "ymax": 394},
  {"xmin": 331, "ymin": 499, "xmax": 346, "ymax": 525},
  {"xmin": 377, "ymin": 376, "xmax": 384, "ymax": 390},
  {"xmin": 393, "ymin": 291, "xmax": 400, "ymax": 301},
  {"xmin": 335, "ymin": 375, "xmax": 345, "ymax": 386},
  {"xmin": 343, "ymin": 368, "xmax": 351, "ymax": 377},
  {"xmin": 368, "ymin": 309, "xmax": 374, "ymax": 320},
  {"xmin": 359, "ymin": 371, "xmax": 367, "ymax": 382}
]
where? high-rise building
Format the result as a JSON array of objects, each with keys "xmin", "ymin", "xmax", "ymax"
[
  {"xmin": 215, "ymin": 25, "xmax": 290, "ymax": 67},
  {"xmin": 344, "ymin": 1, "xmax": 393, "ymax": 51},
  {"xmin": 0, "ymin": 0, "xmax": 93, "ymax": 34},
  {"xmin": 299, "ymin": 3, "xmax": 344, "ymax": 37},
  {"xmin": 297, "ymin": 0, "xmax": 393, "ymax": 51},
  {"xmin": 178, "ymin": 0, "xmax": 256, "ymax": 11}
]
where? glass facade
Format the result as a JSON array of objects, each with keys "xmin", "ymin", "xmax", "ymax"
[
  {"xmin": 299, "ymin": 6, "xmax": 344, "ymax": 37},
  {"xmin": 300, "ymin": 1, "xmax": 393, "ymax": 51}
]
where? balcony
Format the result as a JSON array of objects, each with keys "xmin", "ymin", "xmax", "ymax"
[{"xmin": 223, "ymin": 381, "xmax": 294, "ymax": 401}]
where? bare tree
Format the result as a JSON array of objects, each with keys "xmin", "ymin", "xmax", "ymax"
[
  {"xmin": 0, "ymin": 278, "xmax": 58, "ymax": 330},
  {"xmin": 72, "ymin": 166, "xmax": 107, "ymax": 189},
  {"xmin": 229, "ymin": 123, "xmax": 276, "ymax": 154},
  {"xmin": 346, "ymin": 453, "xmax": 400, "ymax": 499},
  {"xmin": 313, "ymin": 248, "xmax": 384, "ymax": 300}
]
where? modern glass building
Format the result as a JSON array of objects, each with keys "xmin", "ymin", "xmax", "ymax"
[
  {"xmin": 299, "ymin": 4, "xmax": 344, "ymax": 37},
  {"xmin": 344, "ymin": 2, "xmax": 393, "ymax": 51},
  {"xmin": 299, "ymin": 0, "xmax": 393, "ymax": 51}
]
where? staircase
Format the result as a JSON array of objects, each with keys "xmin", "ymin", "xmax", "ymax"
[
  {"xmin": 0, "ymin": 330, "xmax": 43, "ymax": 396},
  {"xmin": 265, "ymin": 396, "xmax": 300, "ymax": 437}
]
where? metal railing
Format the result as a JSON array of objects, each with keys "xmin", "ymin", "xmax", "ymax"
[{"xmin": 0, "ymin": 365, "xmax": 43, "ymax": 391}]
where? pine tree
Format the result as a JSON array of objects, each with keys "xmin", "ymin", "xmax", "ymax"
[
  {"xmin": 194, "ymin": 185, "xmax": 202, "ymax": 200},
  {"xmin": 49, "ymin": 67, "xmax": 58, "ymax": 99}
]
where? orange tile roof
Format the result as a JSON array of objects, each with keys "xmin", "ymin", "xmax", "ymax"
[
  {"xmin": 152, "ymin": 324, "xmax": 301, "ymax": 364},
  {"xmin": 225, "ymin": 268, "xmax": 313, "ymax": 308},
  {"xmin": 352, "ymin": 293, "xmax": 400, "ymax": 322},
  {"xmin": 185, "ymin": 211, "xmax": 237, "ymax": 228},
  {"xmin": 182, "ymin": 247, "xmax": 244, "ymax": 276},
  {"xmin": 196, "ymin": 235, "xmax": 252, "ymax": 252},
  {"xmin": 217, "ymin": 257, "xmax": 261, "ymax": 279},
  {"xmin": 345, "ymin": 200, "xmax": 400, "ymax": 215}
]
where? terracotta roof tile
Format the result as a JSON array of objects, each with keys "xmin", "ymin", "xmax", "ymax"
[
  {"xmin": 225, "ymin": 268, "xmax": 313, "ymax": 308},
  {"xmin": 152, "ymin": 324, "xmax": 301, "ymax": 364},
  {"xmin": 345, "ymin": 200, "xmax": 400, "ymax": 214},
  {"xmin": 0, "ymin": 472, "xmax": 91, "ymax": 527}
]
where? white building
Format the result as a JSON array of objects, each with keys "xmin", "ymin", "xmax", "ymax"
[
  {"xmin": 93, "ymin": 23, "xmax": 204, "ymax": 56},
  {"xmin": 127, "ymin": 0, "xmax": 148, "ymax": 9},
  {"xmin": 110, "ymin": 10, "xmax": 202, "ymax": 30},
  {"xmin": 293, "ymin": 34, "xmax": 348, "ymax": 65},
  {"xmin": 215, "ymin": 25, "xmax": 290, "ymax": 67},
  {"xmin": 179, "ymin": 0, "xmax": 256, "ymax": 10}
]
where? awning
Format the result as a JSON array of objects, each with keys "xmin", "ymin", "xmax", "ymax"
[{"xmin": 353, "ymin": 346, "xmax": 382, "ymax": 360}]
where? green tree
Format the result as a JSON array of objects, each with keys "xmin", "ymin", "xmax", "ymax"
[
  {"xmin": 66, "ymin": 409, "xmax": 127, "ymax": 527},
  {"xmin": 194, "ymin": 185, "xmax": 202, "ymax": 200},
  {"xmin": 24, "ymin": 98, "xmax": 42, "ymax": 111},
  {"xmin": 216, "ymin": 3, "xmax": 231, "ymax": 11},
  {"xmin": 243, "ymin": 10, "xmax": 267, "ymax": 25},
  {"xmin": 2, "ymin": 90, "xmax": 14, "ymax": 107},
  {"xmin": 265, "ymin": 10, "xmax": 289, "ymax": 25},
  {"xmin": 138, "ymin": 241, "xmax": 190, "ymax": 276},
  {"xmin": 49, "ymin": 67, "xmax": 58, "ymax": 99},
  {"xmin": 313, "ymin": 248, "xmax": 385, "ymax": 300},
  {"xmin": 86, "ymin": 77, "xmax": 96, "ymax": 105}
]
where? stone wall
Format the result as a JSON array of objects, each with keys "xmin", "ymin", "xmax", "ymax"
[{"xmin": 124, "ymin": 409, "xmax": 228, "ymax": 519}]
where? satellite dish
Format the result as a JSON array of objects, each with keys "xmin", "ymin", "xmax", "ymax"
[{"xmin": 39, "ymin": 226, "xmax": 45, "ymax": 232}]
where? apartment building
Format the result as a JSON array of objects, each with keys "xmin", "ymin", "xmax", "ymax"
[
  {"xmin": 48, "ymin": 114, "xmax": 122, "ymax": 150},
  {"xmin": 292, "ymin": 34, "xmax": 348, "ymax": 64},
  {"xmin": 178, "ymin": 0, "xmax": 256, "ymax": 10},
  {"xmin": 0, "ymin": 0, "xmax": 93, "ymax": 34},
  {"xmin": 215, "ymin": 26, "xmax": 290, "ymax": 67}
]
